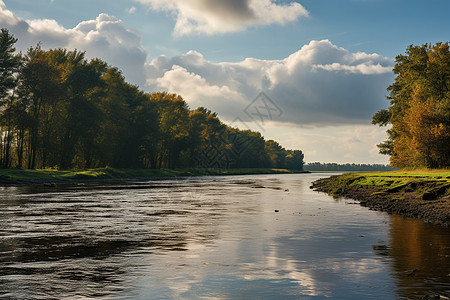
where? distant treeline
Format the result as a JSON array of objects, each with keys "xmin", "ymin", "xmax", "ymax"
[
  {"xmin": 304, "ymin": 163, "xmax": 395, "ymax": 172},
  {"xmin": 0, "ymin": 28, "xmax": 304, "ymax": 170}
]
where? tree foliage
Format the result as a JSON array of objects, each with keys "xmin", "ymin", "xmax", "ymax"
[
  {"xmin": 0, "ymin": 29, "xmax": 21, "ymax": 168},
  {"xmin": 373, "ymin": 42, "xmax": 450, "ymax": 168},
  {"xmin": 0, "ymin": 28, "xmax": 304, "ymax": 170}
]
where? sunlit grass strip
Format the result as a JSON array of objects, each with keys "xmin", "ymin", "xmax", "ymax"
[
  {"xmin": 333, "ymin": 171, "xmax": 450, "ymax": 187},
  {"xmin": 0, "ymin": 167, "xmax": 307, "ymax": 181},
  {"xmin": 352, "ymin": 170, "xmax": 450, "ymax": 181},
  {"xmin": 317, "ymin": 170, "xmax": 450, "ymax": 200}
]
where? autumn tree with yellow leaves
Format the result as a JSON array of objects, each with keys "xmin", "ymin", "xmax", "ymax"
[{"xmin": 373, "ymin": 42, "xmax": 450, "ymax": 168}]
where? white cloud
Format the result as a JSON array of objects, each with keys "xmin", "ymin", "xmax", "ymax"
[
  {"xmin": 0, "ymin": 2, "xmax": 148, "ymax": 86},
  {"xmin": 0, "ymin": 1, "xmax": 19, "ymax": 25},
  {"xmin": 127, "ymin": 6, "xmax": 137, "ymax": 14},
  {"xmin": 155, "ymin": 65, "xmax": 244, "ymax": 113},
  {"xmin": 0, "ymin": 1, "xmax": 392, "ymax": 163},
  {"xmin": 134, "ymin": 0, "xmax": 308, "ymax": 36},
  {"xmin": 313, "ymin": 62, "xmax": 392, "ymax": 75},
  {"xmin": 146, "ymin": 39, "xmax": 394, "ymax": 126}
]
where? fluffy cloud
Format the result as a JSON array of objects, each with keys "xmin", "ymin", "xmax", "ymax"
[
  {"xmin": 154, "ymin": 64, "xmax": 245, "ymax": 116},
  {"xmin": 1, "ymin": 1, "xmax": 392, "ymax": 127},
  {"xmin": 0, "ymin": 1, "xmax": 392, "ymax": 162},
  {"xmin": 134, "ymin": 0, "xmax": 308, "ymax": 36},
  {"xmin": 0, "ymin": 1, "xmax": 148, "ymax": 86},
  {"xmin": 146, "ymin": 39, "xmax": 394, "ymax": 126}
]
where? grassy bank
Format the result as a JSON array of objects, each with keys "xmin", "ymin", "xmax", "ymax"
[
  {"xmin": 312, "ymin": 170, "xmax": 450, "ymax": 227},
  {"xmin": 0, "ymin": 167, "xmax": 307, "ymax": 185}
]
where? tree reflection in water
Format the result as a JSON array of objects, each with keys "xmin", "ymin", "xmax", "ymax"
[
  {"xmin": 380, "ymin": 215, "xmax": 450, "ymax": 299},
  {"xmin": 1, "ymin": 175, "xmax": 450, "ymax": 299}
]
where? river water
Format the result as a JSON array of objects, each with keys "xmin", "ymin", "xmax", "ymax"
[{"xmin": 0, "ymin": 173, "xmax": 449, "ymax": 299}]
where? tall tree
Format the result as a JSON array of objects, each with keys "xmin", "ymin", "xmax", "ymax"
[
  {"xmin": 285, "ymin": 150, "xmax": 304, "ymax": 170},
  {"xmin": 150, "ymin": 92, "xmax": 190, "ymax": 169},
  {"xmin": 19, "ymin": 45, "xmax": 63, "ymax": 168},
  {"xmin": 188, "ymin": 107, "xmax": 226, "ymax": 168},
  {"xmin": 54, "ymin": 49, "xmax": 105, "ymax": 169},
  {"xmin": 0, "ymin": 28, "xmax": 306, "ymax": 171},
  {"xmin": 373, "ymin": 42, "xmax": 450, "ymax": 168},
  {"xmin": 0, "ymin": 28, "xmax": 21, "ymax": 168},
  {"xmin": 133, "ymin": 95, "xmax": 159, "ymax": 168},
  {"xmin": 265, "ymin": 140, "xmax": 286, "ymax": 168},
  {"xmin": 231, "ymin": 129, "xmax": 266, "ymax": 168},
  {"xmin": 0, "ymin": 28, "xmax": 20, "ymax": 101}
]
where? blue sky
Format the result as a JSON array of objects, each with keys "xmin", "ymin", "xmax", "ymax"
[
  {"xmin": 1, "ymin": 0, "xmax": 449, "ymax": 164},
  {"xmin": 6, "ymin": 0, "xmax": 448, "ymax": 61}
]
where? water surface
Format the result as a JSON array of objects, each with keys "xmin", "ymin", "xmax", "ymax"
[{"xmin": 0, "ymin": 173, "xmax": 449, "ymax": 299}]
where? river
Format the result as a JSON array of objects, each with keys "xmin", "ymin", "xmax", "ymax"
[{"xmin": 0, "ymin": 173, "xmax": 449, "ymax": 299}]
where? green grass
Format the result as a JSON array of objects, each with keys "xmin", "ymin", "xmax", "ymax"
[
  {"xmin": 346, "ymin": 170, "xmax": 450, "ymax": 187},
  {"xmin": 0, "ymin": 167, "xmax": 307, "ymax": 182},
  {"xmin": 316, "ymin": 169, "xmax": 450, "ymax": 200},
  {"xmin": 352, "ymin": 169, "xmax": 450, "ymax": 178}
]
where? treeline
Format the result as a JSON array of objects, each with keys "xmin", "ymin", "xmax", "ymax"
[
  {"xmin": 304, "ymin": 163, "xmax": 394, "ymax": 172},
  {"xmin": 0, "ymin": 29, "xmax": 304, "ymax": 170},
  {"xmin": 372, "ymin": 42, "xmax": 449, "ymax": 169}
]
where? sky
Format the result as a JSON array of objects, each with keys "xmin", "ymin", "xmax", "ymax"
[{"xmin": 1, "ymin": 0, "xmax": 449, "ymax": 164}]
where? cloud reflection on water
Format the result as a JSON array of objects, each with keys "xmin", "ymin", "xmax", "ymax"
[{"xmin": 1, "ymin": 174, "xmax": 448, "ymax": 299}]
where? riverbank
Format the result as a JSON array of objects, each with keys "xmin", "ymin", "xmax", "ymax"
[
  {"xmin": 0, "ymin": 167, "xmax": 307, "ymax": 186},
  {"xmin": 312, "ymin": 170, "xmax": 450, "ymax": 227}
]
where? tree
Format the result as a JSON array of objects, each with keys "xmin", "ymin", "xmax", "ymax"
[
  {"xmin": 0, "ymin": 28, "xmax": 20, "ymax": 101},
  {"xmin": 285, "ymin": 150, "xmax": 304, "ymax": 170},
  {"xmin": 133, "ymin": 96, "xmax": 159, "ymax": 168},
  {"xmin": 53, "ymin": 49, "xmax": 105, "ymax": 169},
  {"xmin": 373, "ymin": 42, "xmax": 450, "ymax": 168},
  {"xmin": 225, "ymin": 128, "xmax": 265, "ymax": 168},
  {"xmin": 187, "ymin": 107, "xmax": 226, "ymax": 168},
  {"xmin": 97, "ymin": 69, "xmax": 159, "ymax": 168},
  {"xmin": 0, "ymin": 28, "xmax": 21, "ymax": 168},
  {"xmin": 265, "ymin": 140, "xmax": 286, "ymax": 168},
  {"xmin": 19, "ymin": 45, "xmax": 63, "ymax": 168},
  {"xmin": 150, "ymin": 92, "xmax": 190, "ymax": 169},
  {"xmin": 0, "ymin": 28, "xmax": 306, "ymax": 170}
]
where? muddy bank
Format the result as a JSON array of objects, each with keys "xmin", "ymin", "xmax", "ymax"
[{"xmin": 312, "ymin": 173, "xmax": 450, "ymax": 227}]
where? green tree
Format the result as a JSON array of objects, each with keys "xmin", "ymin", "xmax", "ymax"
[
  {"xmin": 285, "ymin": 150, "xmax": 304, "ymax": 170},
  {"xmin": 97, "ymin": 68, "xmax": 158, "ymax": 168},
  {"xmin": 188, "ymin": 107, "xmax": 226, "ymax": 168},
  {"xmin": 0, "ymin": 29, "xmax": 306, "ymax": 171},
  {"xmin": 231, "ymin": 129, "xmax": 266, "ymax": 168},
  {"xmin": 0, "ymin": 28, "xmax": 21, "ymax": 168},
  {"xmin": 133, "ymin": 96, "xmax": 159, "ymax": 168},
  {"xmin": 19, "ymin": 45, "xmax": 63, "ymax": 168},
  {"xmin": 0, "ymin": 28, "xmax": 20, "ymax": 101},
  {"xmin": 150, "ymin": 92, "xmax": 190, "ymax": 169},
  {"xmin": 265, "ymin": 140, "xmax": 286, "ymax": 168},
  {"xmin": 52, "ymin": 49, "xmax": 105, "ymax": 169}
]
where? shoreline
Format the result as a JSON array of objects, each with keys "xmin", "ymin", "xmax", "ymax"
[
  {"xmin": 312, "ymin": 171, "xmax": 450, "ymax": 227},
  {"xmin": 0, "ymin": 167, "xmax": 309, "ymax": 187}
]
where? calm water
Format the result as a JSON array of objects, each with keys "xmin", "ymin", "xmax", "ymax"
[{"xmin": 0, "ymin": 173, "xmax": 449, "ymax": 299}]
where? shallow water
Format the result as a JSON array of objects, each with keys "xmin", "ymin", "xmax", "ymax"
[{"xmin": 0, "ymin": 173, "xmax": 449, "ymax": 299}]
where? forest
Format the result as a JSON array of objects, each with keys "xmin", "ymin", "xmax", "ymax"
[
  {"xmin": 0, "ymin": 28, "xmax": 304, "ymax": 171},
  {"xmin": 304, "ymin": 163, "xmax": 394, "ymax": 172},
  {"xmin": 372, "ymin": 42, "xmax": 449, "ymax": 169}
]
